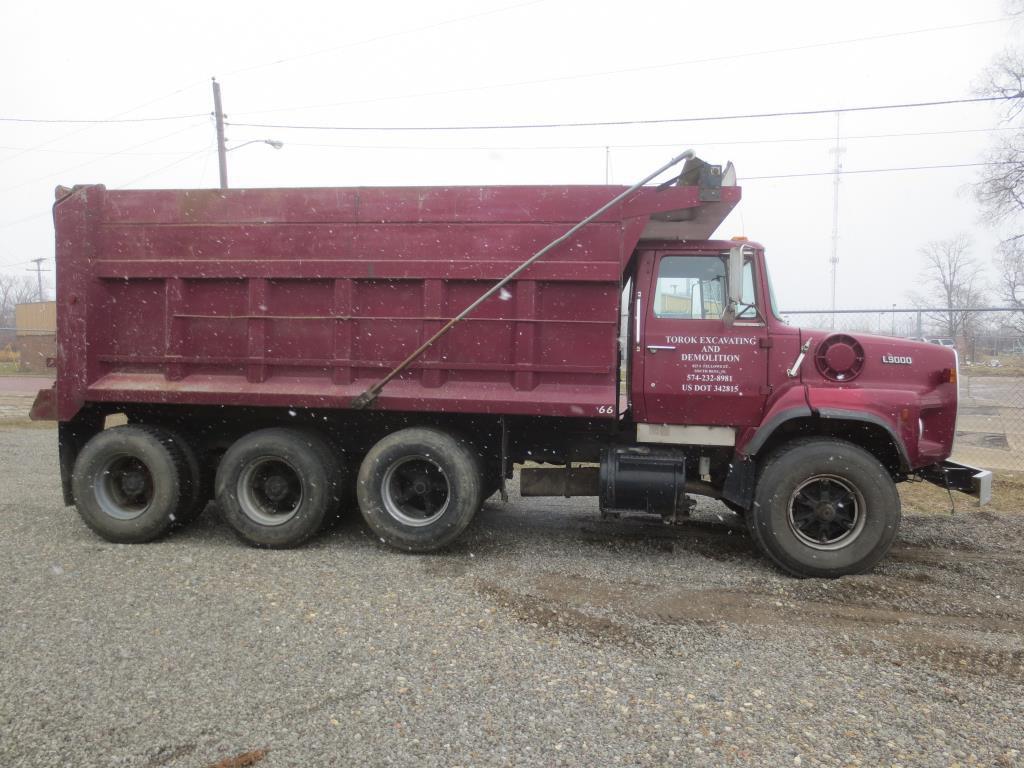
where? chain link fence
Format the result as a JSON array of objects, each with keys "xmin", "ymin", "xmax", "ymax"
[{"xmin": 782, "ymin": 308, "xmax": 1024, "ymax": 472}]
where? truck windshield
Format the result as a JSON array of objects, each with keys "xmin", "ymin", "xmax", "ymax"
[{"xmin": 763, "ymin": 258, "xmax": 783, "ymax": 321}]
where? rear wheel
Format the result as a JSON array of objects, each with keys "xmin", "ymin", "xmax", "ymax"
[
  {"xmin": 357, "ymin": 427, "xmax": 482, "ymax": 552},
  {"xmin": 71, "ymin": 425, "xmax": 190, "ymax": 543},
  {"xmin": 747, "ymin": 438, "xmax": 901, "ymax": 578},
  {"xmin": 215, "ymin": 428, "xmax": 341, "ymax": 548},
  {"xmin": 161, "ymin": 428, "xmax": 211, "ymax": 527}
]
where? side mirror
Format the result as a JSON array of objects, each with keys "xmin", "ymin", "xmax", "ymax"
[
  {"xmin": 727, "ymin": 247, "xmax": 744, "ymax": 305},
  {"xmin": 723, "ymin": 246, "xmax": 744, "ymax": 327}
]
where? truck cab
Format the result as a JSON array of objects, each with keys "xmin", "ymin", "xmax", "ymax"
[{"xmin": 590, "ymin": 237, "xmax": 991, "ymax": 576}]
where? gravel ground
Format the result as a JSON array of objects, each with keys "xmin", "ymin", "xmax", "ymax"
[{"xmin": 1, "ymin": 424, "xmax": 1022, "ymax": 768}]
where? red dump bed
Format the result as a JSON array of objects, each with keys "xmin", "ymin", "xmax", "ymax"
[{"xmin": 52, "ymin": 182, "xmax": 739, "ymax": 422}]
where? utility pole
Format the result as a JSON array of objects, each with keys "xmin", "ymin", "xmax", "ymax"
[
  {"xmin": 212, "ymin": 77, "xmax": 228, "ymax": 189},
  {"xmin": 828, "ymin": 112, "xmax": 845, "ymax": 330},
  {"xmin": 26, "ymin": 258, "xmax": 49, "ymax": 301},
  {"xmin": 604, "ymin": 146, "xmax": 611, "ymax": 184}
]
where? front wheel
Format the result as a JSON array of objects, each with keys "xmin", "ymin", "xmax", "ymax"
[
  {"xmin": 747, "ymin": 438, "xmax": 901, "ymax": 578},
  {"xmin": 357, "ymin": 427, "xmax": 483, "ymax": 552}
]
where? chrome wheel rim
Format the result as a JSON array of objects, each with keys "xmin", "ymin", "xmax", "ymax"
[
  {"xmin": 237, "ymin": 457, "xmax": 304, "ymax": 526},
  {"xmin": 787, "ymin": 474, "xmax": 866, "ymax": 550},
  {"xmin": 95, "ymin": 454, "xmax": 154, "ymax": 521},
  {"xmin": 381, "ymin": 456, "xmax": 450, "ymax": 527}
]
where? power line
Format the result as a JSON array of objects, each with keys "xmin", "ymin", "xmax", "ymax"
[
  {"xmin": 221, "ymin": 0, "xmax": 549, "ymax": 78},
  {"xmin": 0, "ymin": 121, "xmax": 209, "ymax": 195},
  {"xmin": 1, "ymin": 17, "xmax": 1005, "ymax": 130},
  {"xmin": 0, "ymin": 3, "xmax": 546, "ymax": 151},
  {"xmin": 0, "ymin": 145, "xmax": 209, "ymax": 157},
  {"xmin": 0, "ymin": 144, "xmax": 209, "ymax": 237},
  {"xmin": 227, "ymin": 95, "xmax": 1014, "ymax": 133},
  {"xmin": 0, "ymin": 211, "xmax": 51, "ymax": 233},
  {"xmin": 26, "ymin": 258, "xmax": 50, "ymax": 301},
  {"xmin": 197, "ymin": 137, "xmax": 216, "ymax": 188},
  {"xmin": 0, "ymin": 80, "xmax": 208, "ymax": 170},
  {"xmin": 234, "ymin": 16, "xmax": 1015, "ymax": 117},
  {"xmin": 277, "ymin": 125, "xmax": 1019, "ymax": 152},
  {"xmin": 112, "ymin": 147, "xmax": 211, "ymax": 189},
  {"xmin": 0, "ymin": 113, "xmax": 207, "ymax": 125},
  {"xmin": 740, "ymin": 161, "xmax": 1007, "ymax": 181},
  {"xmin": 1, "ymin": 119, "xmax": 1009, "ymax": 160}
]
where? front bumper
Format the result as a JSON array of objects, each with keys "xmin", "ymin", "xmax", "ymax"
[{"xmin": 918, "ymin": 461, "xmax": 993, "ymax": 506}]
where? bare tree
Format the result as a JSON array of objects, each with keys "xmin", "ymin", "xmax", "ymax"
[
  {"xmin": 913, "ymin": 235, "xmax": 988, "ymax": 338},
  {"xmin": 977, "ymin": 134, "xmax": 1024, "ymax": 231},
  {"xmin": 974, "ymin": 4, "xmax": 1024, "ymax": 234},
  {"xmin": 995, "ymin": 237, "xmax": 1024, "ymax": 325},
  {"xmin": 977, "ymin": 41, "xmax": 1024, "ymax": 318},
  {"xmin": 0, "ymin": 274, "xmax": 38, "ymax": 329}
]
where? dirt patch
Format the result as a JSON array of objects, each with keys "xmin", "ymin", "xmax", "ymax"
[
  {"xmin": 421, "ymin": 557, "xmax": 473, "ymax": 579},
  {"xmin": 476, "ymin": 548, "xmax": 1024, "ymax": 685},
  {"xmin": 840, "ymin": 629, "xmax": 1024, "ymax": 683},
  {"xmin": 525, "ymin": 573, "xmax": 1021, "ymax": 634},
  {"xmin": 474, "ymin": 578, "xmax": 640, "ymax": 646},
  {"xmin": 577, "ymin": 517, "xmax": 750, "ymax": 561}
]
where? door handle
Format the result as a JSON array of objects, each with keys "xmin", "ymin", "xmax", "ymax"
[{"xmin": 646, "ymin": 345, "xmax": 676, "ymax": 352}]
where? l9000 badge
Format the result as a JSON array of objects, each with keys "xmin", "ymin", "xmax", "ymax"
[{"xmin": 881, "ymin": 354, "xmax": 912, "ymax": 365}]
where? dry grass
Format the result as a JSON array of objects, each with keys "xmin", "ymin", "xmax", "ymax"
[
  {"xmin": 0, "ymin": 418, "xmax": 56, "ymax": 430},
  {"xmin": 900, "ymin": 469, "xmax": 1024, "ymax": 515},
  {"xmin": 0, "ymin": 361, "xmax": 51, "ymax": 376},
  {"xmin": 963, "ymin": 365, "xmax": 1024, "ymax": 378},
  {"xmin": 963, "ymin": 354, "xmax": 1024, "ymax": 377}
]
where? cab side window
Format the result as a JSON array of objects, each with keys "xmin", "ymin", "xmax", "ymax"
[{"xmin": 653, "ymin": 256, "xmax": 726, "ymax": 319}]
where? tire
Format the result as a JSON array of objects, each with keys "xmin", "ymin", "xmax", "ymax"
[
  {"xmin": 71, "ymin": 425, "xmax": 191, "ymax": 543},
  {"xmin": 215, "ymin": 428, "xmax": 341, "ymax": 548},
  {"xmin": 162, "ymin": 428, "xmax": 212, "ymax": 527},
  {"xmin": 747, "ymin": 438, "xmax": 901, "ymax": 578},
  {"xmin": 357, "ymin": 427, "xmax": 483, "ymax": 552}
]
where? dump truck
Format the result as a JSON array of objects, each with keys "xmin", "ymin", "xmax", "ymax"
[{"xmin": 31, "ymin": 151, "xmax": 991, "ymax": 577}]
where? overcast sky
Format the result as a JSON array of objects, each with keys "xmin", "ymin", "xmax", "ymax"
[{"xmin": 0, "ymin": 0, "xmax": 1018, "ymax": 312}]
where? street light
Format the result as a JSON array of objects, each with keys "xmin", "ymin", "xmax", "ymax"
[
  {"xmin": 226, "ymin": 139, "xmax": 284, "ymax": 152},
  {"xmin": 211, "ymin": 79, "xmax": 282, "ymax": 188},
  {"xmin": 216, "ymin": 137, "xmax": 284, "ymax": 188}
]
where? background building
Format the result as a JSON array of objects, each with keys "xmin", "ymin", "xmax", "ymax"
[{"xmin": 15, "ymin": 300, "xmax": 56, "ymax": 374}]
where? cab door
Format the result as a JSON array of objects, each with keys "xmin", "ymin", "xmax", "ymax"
[{"xmin": 633, "ymin": 250, "xmax": 769, "ymax": 427}]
